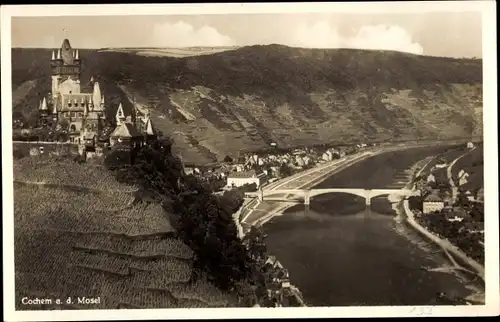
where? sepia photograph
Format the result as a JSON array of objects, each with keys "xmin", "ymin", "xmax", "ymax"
[{"xmin": 2, "ymin": 2, "xmax": 498, "ymax": 321}]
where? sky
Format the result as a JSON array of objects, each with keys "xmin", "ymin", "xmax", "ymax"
[{"xmin": 11, "ymin": 12, "xmax": 482, "ymax": 58}]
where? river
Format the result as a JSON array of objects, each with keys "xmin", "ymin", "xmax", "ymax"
[{"xmin": 262, "ymin": 146, "xmax": 478, "ymax": 306}]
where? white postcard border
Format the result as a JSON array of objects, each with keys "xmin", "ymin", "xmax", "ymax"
[{"xmin": 2, "ymin": 2, "xmax": 498, "ymax": 321}]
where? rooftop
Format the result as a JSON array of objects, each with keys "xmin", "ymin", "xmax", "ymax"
[
  {"xmin": 424, "ymin": 194, "xmax": 443, "ymax": 202},
  {"xmin": 111, "ymin": 122, "xmax": 142, "ymax": 138},
  {"xmin": 227, "ymin": 170, "xmax": 258, "ymax": 179}
]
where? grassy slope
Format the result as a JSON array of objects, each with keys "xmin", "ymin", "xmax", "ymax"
[
  {"xmin": 450, "ymin": 145, "xmax": 484, "ymax": 192},
  {"xmin": 12, "ymin": 45, "xmax": 483, "ymax": 163},
  {"xmin": 13, "ymin": 156, "xmax": 236, "ymax": 309}
]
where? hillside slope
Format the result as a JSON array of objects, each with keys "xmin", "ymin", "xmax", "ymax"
[
  {"xmin": 12, "ymin": 45, "xmax": 483, "ymax": 163},
  {"xmin": 13, "ymin": 156, "xmax": 236, "ymax": 309}
]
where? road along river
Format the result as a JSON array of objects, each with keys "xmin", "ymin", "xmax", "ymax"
[{"xmin": 257, "ymin": 145, "xmax": 478, "ymax": 306}]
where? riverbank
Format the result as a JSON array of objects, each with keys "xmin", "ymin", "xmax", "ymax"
[{"xmin": 399, "ymin": 154, "xmax": 485, "ymax": 304}]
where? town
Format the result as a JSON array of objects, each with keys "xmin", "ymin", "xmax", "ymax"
[
  {"xmin": 182, "ymin": 143, "xmax": 371, "ymax": 193},
  {"xmin": 408, "ymin": 142, "xmax": 484, "ymax": 264}
]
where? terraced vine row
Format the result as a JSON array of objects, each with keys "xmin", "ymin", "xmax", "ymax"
[
  {"xmin": 13, "ymin": 157, "xmax": 138, "ymax": 192},
  {"xmin": 74, "ymin": 234, "xmax": 194, "ymax": 260},
  {"xmin": 14, "ymin": 185, "xmax": 174, "ymax": 236}
]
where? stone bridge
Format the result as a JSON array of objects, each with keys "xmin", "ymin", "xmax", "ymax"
[{"xmin": 245, "ymin": 188, "xmax": 418, "ymax": 206}]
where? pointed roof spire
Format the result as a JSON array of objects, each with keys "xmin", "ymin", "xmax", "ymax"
[
  {"xmin": 57, "ymin": 49, "xmax": 61, "ymax": 59},
  {"xmin": 41, "ymin": 97, "xmax": 48, "ymax": 110},
  {"xmin": 52, "ymin": 99, "xmax": 58, "ymax": 114},
  {"xmin": 92, "ymin": 82, "xmax": 102, "ymax": 108},
  {"xmin": 51, "ymin": 50, "xmax": 55, "ymax": 60},
  {"xmin": 83, "ymin": 101, "xmax": 88, "ymax": 116},
  {"xmin": 116, "ymin": 103, "xmax": 125, "ymax": 122},
  {"xmin": 90, "ymin": 76, "xmax": 94, "ymax": 83},
  {"xmin": 89, "ymin": 97, "xmax": 93, "ymax": 105},
  {"xmin": 75, "ymin": 49, "xmax": 79, "ymax": 60},
  {"xmin": 145, "ymin": 117, "xmax": 157, "ymax": 136},
  {"xmin": 80, "ymin": 96, "xmax": 85, "ymax": 103}
]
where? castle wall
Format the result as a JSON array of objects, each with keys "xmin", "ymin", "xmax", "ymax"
[{"xmin": 13, "ymin": 142, "xmax": 80, "ymax": 159}]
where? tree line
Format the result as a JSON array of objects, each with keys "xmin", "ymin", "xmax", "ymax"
[{"xmin": 103, "ymin": 138, "xmax": 267, "ymax": 303}]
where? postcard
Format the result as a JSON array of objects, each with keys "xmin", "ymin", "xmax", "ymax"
[{"xmin": 1, "ymin": 2, "xmax": 498, "ymax": 321}]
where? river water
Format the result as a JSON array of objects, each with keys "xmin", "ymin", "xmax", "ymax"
[{"xmin": 262, "ymin": 146, "xmax": 477, "ymax": 306}]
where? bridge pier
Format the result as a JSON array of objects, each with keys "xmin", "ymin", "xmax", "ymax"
[
  {"xmin": 304, "ymin": 193, "xmax": 310, "ymax": 206},
  {"xmin": 365, "ymin": 190, "xmax": 371, "ymax": 206}
]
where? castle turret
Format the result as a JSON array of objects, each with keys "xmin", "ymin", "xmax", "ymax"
[
  {"xmin": 51, "ymin": 50, "xmax": 55, "ymax": 60},
  {"xmin": 75, "ymin": 49, "xmax": 79, "ymax": 60},
  {"xmin": 40, "ymin": 97, "xmax": 48, "ymax": 111},
  {"xmin": 92, "ymin": 82, "xmax": 102, "ymax": 110},
  {"xmin": 144, "ymin": 117, "xmax": 157, "ymax": 136},
  {"xmin": 57, "ymin": 49, "xmax": 61, "ymax": 60},
  {"xmin": 116, "ymin": 103, "xmax": 126, "ymax": 124}
]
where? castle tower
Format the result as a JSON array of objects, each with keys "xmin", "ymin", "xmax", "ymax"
[{"xmin": 51, "ymin": 38, "xmax": 82, "ymax": 100}]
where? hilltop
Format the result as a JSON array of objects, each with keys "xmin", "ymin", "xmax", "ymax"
[{"xmin": 12, "ymin": 45, "xmax": 483, "ymax": 164}]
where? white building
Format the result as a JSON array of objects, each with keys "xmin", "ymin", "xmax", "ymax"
[
  {"xmin": 426, "ymin": 173, "xmax": 436, "ymax": 183},
  {"xmin": 458, "ymin": 171, "xmax": 469, "ymax": 186},
  {"xmin": 467, "ymin": 142, "xmax": 475, "ymax": 149},
  {"xmin": 422, "ymin": 194, "xmax": 445, "ymax": 214},
  {"xmin": 226, "ymin": 170, "xmax": 267, "ymax": 188},
  {"xmin": 322, "ymin": 150, "xmax": 333, "ymax": 162}
]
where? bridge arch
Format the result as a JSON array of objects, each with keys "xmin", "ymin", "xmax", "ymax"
[{"xmin": 257, "ymin": 188, "xmax": 417, "ymax": 206}]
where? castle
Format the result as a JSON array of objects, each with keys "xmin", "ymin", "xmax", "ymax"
[{"xmin": 37, "ymin": 38, "xmax": 158, "ymax": 158}]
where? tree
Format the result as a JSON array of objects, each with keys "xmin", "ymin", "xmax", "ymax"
[
  {"xmin": 279, "ymin": 163, "xmax": 293, "ymax": 177},
  {"xmin": 469, "ymin": 205, "xmax": 484, "ymax": 222},
  {"xmin": 224, "ymin": 155, "xmax": 234, "ymax": 163},
  {"xmin": 408, "ymin": 195, "xmax": 423, "ymax": 212},
  {"xmin": 455, "ymin": 191, "xmax": 470, "ymax": 208}
]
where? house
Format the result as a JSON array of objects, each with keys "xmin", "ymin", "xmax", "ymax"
[
  {"xmin": 226, "ymin": 170, "xmax": 267, "ymax": 188},
  {"xmin": 265, "ymin": 256, "xmax": 284, "ymax": 270},
  {"xmin": 445, "ymin": 209, "xmax": 469, "ymax": 222},
  {"xmin": 464, "ymin": 190, "xmax": 475, "ymax": 202},
  {"xmin": 184, "ymin": 167, "xmax": 194, "ymax": 176},
  {"xmin": 322, "ymin": 151, "xmax": 333, "ymax": 162},
  {"xmin": 422, "ymin": 193, "xmax": 445, "ymax": 214},
  {"xmin": 438, "ymin": 190, "xmax": 454, "ymax": 207},
  {"xmin": 427, "ymin": 173, "xmax": 436, "ymax": 183},
  {"xmin": 458, "ymin": 171, "xmax": 470, "ymax": 186},
  {"xmin": 232, "ymin": 164, "xmax": 245, "ymax": 172},
  {"xmin": 463, "ymin": 222, "xmax": 484, "ymax": 234},
  {"xmin": 467, "ymin": 142, "xmax": 475, "ymax": 149},
  {"xmin": 109, "ymin": 120, "xmax": 143, "ymax": 150},
  {"xmin": 476, "ymin": 187, "xmax": 484, "ymax": 203}
]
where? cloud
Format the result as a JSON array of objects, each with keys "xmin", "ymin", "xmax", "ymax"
[
  {"xmin": 151, "ymin": 21, "xmax": 233, "ymax": 47},
  {"xmin": 290, "ymin": 21, "xmax": 424, "ymax": 55}
]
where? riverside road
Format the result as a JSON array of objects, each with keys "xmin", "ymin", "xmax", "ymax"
[{"xmin": 247, "ymin": 144, "xmax": 477, "ymax": 306}]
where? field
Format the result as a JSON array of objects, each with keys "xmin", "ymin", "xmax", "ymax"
[
  {"xmin": 99, "ymin": 46, "xmax": 240, "ymax": 58},
  {"xmin": 13, "ymin": 157, "xmax": 237, "ymax": 309}
]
